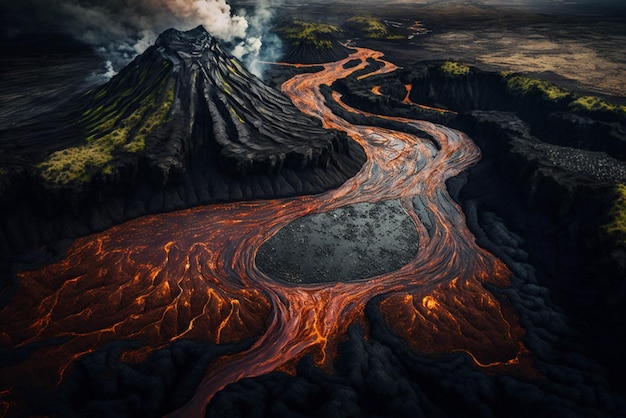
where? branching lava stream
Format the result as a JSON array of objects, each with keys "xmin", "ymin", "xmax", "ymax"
[{"xmin": 0, "ymin": 48, "xmax": 534, "ymax": 417}]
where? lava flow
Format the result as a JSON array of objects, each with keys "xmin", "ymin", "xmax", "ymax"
[
  {"xmin": 372, "ymin": 83, "xmax": 456, "ymax": 114},
  {"xmin": 402, "ymin": 83, "xmax": 458, "ymax": 114},
  {"xmin": 0, "ymin": 47, "xmax": 534, "ymax": 417}
]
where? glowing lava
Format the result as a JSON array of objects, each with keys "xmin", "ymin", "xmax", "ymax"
[
  {"xmin": 403, "ymin": 83, "xmax": 457, "ymax": 114},
  {"xmin": 1, "ymin": 47, "xmax": 533, "ymax": 417}
]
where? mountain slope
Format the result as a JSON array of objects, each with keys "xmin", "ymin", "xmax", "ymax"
[{"xmin": 38, "ymin": 25, "xmax": 354, "ymax": 184}]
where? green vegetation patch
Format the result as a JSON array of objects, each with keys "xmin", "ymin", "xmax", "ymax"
[
  {"xmin": 604, "ymin": 183, "xmax": 626, "ymax": 245},
  {"xmin": 441, "ymin": 60, "xmax": 470, "ymax": 77},
  {"xmin": 344, "ymin": 16, "xmax": 403, "ymax": 40},
  {"xmin": 505, "ymin": 74, "xmax": 570, "ymax": 101},
  {"xmin": 39, "ymin": 66, "xmax": 176, "ymax": 186},
  {"xmin": 570, "ymin": 95, "xmax": 626, "ymax": 117},
  {"xmin": 38, "ymin": 143, "xmax": 114, "ymax": 185},
  {"xmin": 279, "ymin": 20, "xmax": 342, "ymax": 49}
]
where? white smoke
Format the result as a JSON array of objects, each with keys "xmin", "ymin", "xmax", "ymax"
[
  {"xmin": 232, "ymin": 36, "xmax": 263, "ymax": 64},
  {"xmin": 230, "ymin": 4, "xmax": 283, "ymax": 77},
  {"xmin": 2, "ymin": 0, "xmax": 280, "ymax": 78}
]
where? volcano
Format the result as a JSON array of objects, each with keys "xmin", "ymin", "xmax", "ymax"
[
  {"xmin": 0, "ymin": 26, "xmax": 366, "ymax": 260},
  {"xmin": 53, "ymin": 25, "xmax": 362, "ymax": 181}
]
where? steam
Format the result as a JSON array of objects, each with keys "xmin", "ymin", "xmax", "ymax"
[
  {"xmin": 2, "ymin": 0, "xmax": 281, "ymax": 78},
  {"xmin": 230, "ymin": 5, "xmax": 283, "ymax": 78}
]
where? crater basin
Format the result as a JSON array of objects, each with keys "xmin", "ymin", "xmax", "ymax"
[{"xmin": 256, "ymin": 199, "xmax": 419, "ymax": 283}]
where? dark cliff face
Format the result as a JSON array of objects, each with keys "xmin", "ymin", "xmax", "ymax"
[{"xmin": 0, "ymin": 26, "xmax": 366, "ymax": 263}]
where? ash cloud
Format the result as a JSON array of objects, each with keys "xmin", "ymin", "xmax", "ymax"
[{"xmin": 1, "ymin": 0, "xmax": 280, "ymax": 78}]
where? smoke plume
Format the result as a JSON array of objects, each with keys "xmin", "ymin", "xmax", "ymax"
[
  {"xmin": 231, "ymin": 5, "xmax": 284, "ymax": 78},
  {"xmin": 1, "ymin": 0, "xmax": 280, "ymax": 78}
]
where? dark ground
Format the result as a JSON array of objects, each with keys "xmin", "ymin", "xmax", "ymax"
[{"xmin": 0, "ymin": 35, "xmax": 104, "ymax": 129}]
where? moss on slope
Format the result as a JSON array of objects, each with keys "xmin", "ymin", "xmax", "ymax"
[
  {"xmin": 344, "ymin": 16, "xmax": 404, "ymax": 40},
  {"xmin": 441, "ymin": 61, "xmax": 470, "ymax": 77},
  {"xmin": 505, "ymin": 74, "xmax": 570, "ymax": 101},
  {"xmin": 570, "ymin": 95, "xmax": 626, "ymax": 117},
  {"xmin": 278, "ymin": 20, "xmax": 342, "ymax": 50},
  {"xmin": 605, "ymin": 183, "xmax": 626, "ymax": 245}
]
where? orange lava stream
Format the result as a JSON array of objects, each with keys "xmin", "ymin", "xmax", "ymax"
[
  {"xmin": 0, "ymin": 47, "xmax": 534, "ymax": 417},
  {"xmin": 371, "ymin": 83, "xmax": 455, "ymax": 114},
  {"xmin": 403, "ymin": 83, "xmax": 458, "ymax": 114}
]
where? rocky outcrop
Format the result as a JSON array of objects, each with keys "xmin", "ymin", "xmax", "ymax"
[
  {"xmin": 0, "ymin": 26, "xmax": 366, "ymax": 263},
  {"xmin": 277, "ymin": 20, "xmax": 354, "ymax": 65}
]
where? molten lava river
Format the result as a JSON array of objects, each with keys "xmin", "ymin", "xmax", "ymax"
[{"xmin": 0, "ymin": 48, "xmax": 535, "ymax": 417}]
